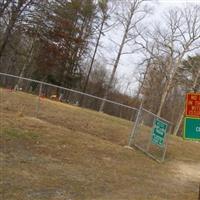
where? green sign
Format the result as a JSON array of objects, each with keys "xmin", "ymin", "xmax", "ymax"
[
  {"xmin": 184, "ymin": 117, "xmax": 200, "ymax": 141},
  {"xmin": 151, "ymin": 118, "xmax": 168, "ymax": 147}
]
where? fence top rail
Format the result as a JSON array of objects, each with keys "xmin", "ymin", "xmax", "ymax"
[
  {"xmin": 142, "ymin": 107, "xmax": 173, "ymax": 125},
  {"xmin": 0, "ymin": 72, "xmax": 139, "ymax": 111}
]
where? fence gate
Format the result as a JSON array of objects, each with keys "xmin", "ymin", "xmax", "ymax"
[{"xmin": 128, "ymin": 106, "xmax": 172, "ymax": 163}]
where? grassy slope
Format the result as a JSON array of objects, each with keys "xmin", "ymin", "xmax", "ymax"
[{"xmin": 0, "ymin": 89, "xmax": 200, "ymax": 200}]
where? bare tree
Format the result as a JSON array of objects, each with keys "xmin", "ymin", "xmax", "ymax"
[
  {"xmin": 14, "ymin": 34, "xmax": 37, "ymax": 90},
  {"xmin": 136, "ymin": 6, "xmax": 200, "ymax": 116},
  {"xmin": 0, "ymin": 0, "xmax": 35, "ymax": 58},
  {"xmin": 135, "ymin": 57, "xmax": 152, "ymax": 100},
  {"xmin": 0, "ymin": 0, "xmax": 12, "ymax": 17},
  {"xmin": 81, "ymin": 0, "xmax": 111, "ymax": 94},
  {"xmin": 99, "ymin": 0, "xmax": 152, "ymax": 112}
]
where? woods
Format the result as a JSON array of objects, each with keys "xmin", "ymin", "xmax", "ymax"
[{"xmin": 0, "ymin": 0, "xmax": 200, "ymax": 136}]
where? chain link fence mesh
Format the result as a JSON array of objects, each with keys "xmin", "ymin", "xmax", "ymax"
[
  {"xmin": 0, "ymin": 73, "xmax": 138, "ymax": 122},
  {"xmin": 129, "ymin": 107, "xmax": 172, "ymax": 162}
]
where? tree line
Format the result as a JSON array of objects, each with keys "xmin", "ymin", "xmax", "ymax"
[{"xmin": 0, "ymin": 0, "xmax": 199, "ymax": 135}]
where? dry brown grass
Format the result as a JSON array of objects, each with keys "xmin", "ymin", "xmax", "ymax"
[{"xmin": 0, "ymin": 88, "xmax": 200, "ymax": 200}]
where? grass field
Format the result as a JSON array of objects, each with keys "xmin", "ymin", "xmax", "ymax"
[{"xmin": 0, "ymin": 88, "xmax": 200, "ymax": 200}]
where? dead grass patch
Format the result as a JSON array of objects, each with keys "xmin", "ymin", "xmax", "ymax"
[{"xmin": 0, "ymin": 89, "xmax": 200, "ymax": 200}]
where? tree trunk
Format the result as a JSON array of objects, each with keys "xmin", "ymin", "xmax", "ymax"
[
  {"xmin": 0, "ymin": 23, "xmax": 14, "ymax": 58},
  {"xmin": 157, "ymin": 58, "xmax": 178, "ymax": 116},
  {"xmin": 99, "ymin": 10, "xmax": 133, "ymax": 112},
  {"xmin": 14, "ymin": 34, "xmax": 36, "ymax": 90},
  {"xmin": 83, "ymin": 18, "xmax": 105, "ymax": 93},
  {"xmin": 136, "ymin": 59, "xmax": 151, "ymax": 100},
  {"xmin": 99, "ymin": 60, "xmax": 118, "ymax": 111},
  {"xmin": 157, "ymin": 81, "xmax": 171, "ymax": 116},
  {"xmin": 0, "ymin": 1, "xmax": 22, "ymax": 58},
  {"xmin": 79, "ymin": 17, "xmax": 106, "ymax": 106}
]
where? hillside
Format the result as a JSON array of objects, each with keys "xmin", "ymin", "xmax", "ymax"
[{"xmin": 0, "ymin": 88, "xmax": 200, "ymax": 200}]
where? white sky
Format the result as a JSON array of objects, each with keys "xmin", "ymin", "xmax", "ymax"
[{"xmin": 97, "ymin": 0, "xmax": 200, "ymax": 95}]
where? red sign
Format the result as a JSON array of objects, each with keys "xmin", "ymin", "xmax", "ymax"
[{"xmin": 185, "ymin": 93, "xmax": 200, "ymax": 117}]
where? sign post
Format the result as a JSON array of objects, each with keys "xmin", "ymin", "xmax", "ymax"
[{"xmin": 184, "ymin": 93, "xmax": 200, "ymax": 141}]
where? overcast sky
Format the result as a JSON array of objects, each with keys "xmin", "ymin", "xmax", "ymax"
[{"xmin": 96, "ymin": 0, "xmax": 200, "ymax": 95}]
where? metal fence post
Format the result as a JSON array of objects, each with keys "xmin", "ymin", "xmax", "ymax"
[
  {"xmin": 128, "ymin": 103, "xmax": 143, "ymax": 147},
  {"xmin": 35, "ymin": 83, "xmax": 43, "ymax": 118}
]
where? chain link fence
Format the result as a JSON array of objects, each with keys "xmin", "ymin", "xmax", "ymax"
[
  {"xmin": 0, "ymin": 72, "xmax": 174, "ymax": 163},
  {"xmin": 128, "ymin": 106, "xmax": 173, "ymax": 163},
  {"xmin": 0, "ymin": 72, "xmax": 138, "ymax": 122}
]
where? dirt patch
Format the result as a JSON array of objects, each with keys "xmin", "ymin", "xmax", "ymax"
[{"xmin": 173, "ymin": 161, "xmax": 200, "ymax": 182}]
